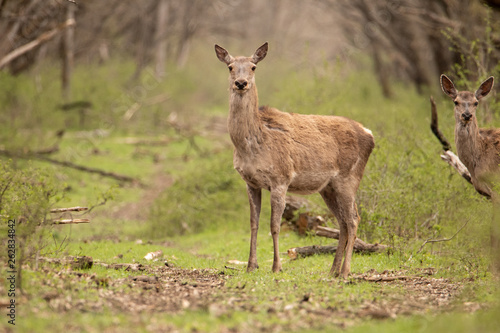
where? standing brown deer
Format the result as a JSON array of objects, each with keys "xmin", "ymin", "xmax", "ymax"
[
  {"xmin": 440, "ymin": 75, "xmax": 500, "ymax": 198},
  {"xmin": 215, "ymin": 42, "xmax": 374, "ymax": 278}
]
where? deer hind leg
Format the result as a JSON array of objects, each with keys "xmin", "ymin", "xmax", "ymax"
[
  {"xmin": 246, "ymin": 184, "xmax": 262, "ymax": 272},
  {"xmin": 320, "ymin": 186, "xmax": 345, "ymax": 277},
  {"xmin": 321, "ymin": 185, "xmax": 358, "ymax": 278},
  {"xmin": 270, "ymin": 185, "xmax": 287, "ymax": 272},
  {"xmin": 340, "ymin": 202, "xmax": 360, "ymax": 278}
]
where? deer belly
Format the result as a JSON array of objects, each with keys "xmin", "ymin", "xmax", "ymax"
[{"xmin": 288, "ymin": 171, "xmax": 337, "ymax": 194}]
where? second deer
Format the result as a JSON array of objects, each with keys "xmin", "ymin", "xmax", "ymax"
[
  {"xmin": 215, "ymin": 42, "xmax": 374, "ymax": 278},
  {"xmin": 440, "ymin": 75, "xmax": 500, "ymax": 198}
]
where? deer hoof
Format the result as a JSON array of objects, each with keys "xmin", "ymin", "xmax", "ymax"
[{"xmin": 247, "ymin": 263, "xmax": 259, "ymax": 272}]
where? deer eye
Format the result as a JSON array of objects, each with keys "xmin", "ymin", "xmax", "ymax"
[
  {"xmin": 251, "ymin": 65, "xmax": 256, "ymax": 71},
  {"xmin": 228, "ymin": 66, "xmax": 233, "ymax": 72},
  {"xmin": 454, "ymin": 101, "xmax": 459, "ymax": 106},
  {"xmin": 474, "ymin": 101, "xmax": 479, "ymax": 106}
]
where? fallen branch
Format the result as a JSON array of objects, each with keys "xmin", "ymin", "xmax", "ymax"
[
  {"xmin": 414, "ymin": 219, "xmax": 470, "ymax": 255},
  {"xmin": 38, "ymin": 256, "xmax": 93, "ymax": 269},
  {"xmin": 50, "ymin": 206, "xmax": 88, "ymax": 213},
  {"xmin": 36, "ymin": 155, "xmax": 140, "ymax": 184},
  {"xmin": 52, "ymin": 219, "xmax": 90, "ymax": 225},
  {"xmin": 50, "ymin": 207, "xmax": 90, "ymax": 224},
  {"xmin": 0, "ymin": 149, "xmax": 141, "ymax": 184},
  {"xmin": 288, "ymin": 245, "xmax": 339, "ymax": 259},
  {"xmin": 354, "ymin": 273, "xmax": 433, "ymax": 282},
  {"xmin": 316, "ymin": 226, "xmax": 388, "ymax": 252},
  {"xmin": 0, "ymin": 18, "xmax": 76, "ymax": 69},
  {"xmin": 440, "ymin": 150, "xmax": 472, "ymax": 184},
  {"xmin": 288, "ymin": 226, "xmax": 388, "ymax": 259},
  {"xmin": 95, "ymin": 262, "xmax": 146, "ymax": 271},
  {"xmin": 358, "ymin": 275, "xmax": 411, "ymax": 282},
  {"xmin": 121, "ymin": 137, "xmax": 172, "ymax": 146}
]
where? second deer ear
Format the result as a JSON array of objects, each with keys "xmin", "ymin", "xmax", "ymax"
[
  {"xmin": 251, "ymin": 42, "xmax": 268, "ymax": 64},
  {"xmin": 440, "ymin": 74, "xmax": 458, "ymax": 99},
  {"xmin": 476, "ymin": 76, "xmax": 494, "ymax": 100},
  {"xmin": 215, "ymin": 44, "xmax": 234, "ymax": 65}
]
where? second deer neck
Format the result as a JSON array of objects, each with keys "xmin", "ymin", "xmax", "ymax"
[
  {"xmin": 228, "ymin": 85, "xmax": 263, "ymax": 153},
  {"xmin": 455, "ymin": 120, "xmax": 482, "ymax": 170}
]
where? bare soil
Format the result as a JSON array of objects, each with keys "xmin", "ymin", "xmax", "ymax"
[{"xmin": 31, "ymin": 264, "xmax": 473, "ymax": 332}]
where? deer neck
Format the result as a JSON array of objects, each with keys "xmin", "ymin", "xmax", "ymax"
[
  {"xmin": 228, "ymin": 85, "xmax": 263, "ymax": 154},
  {"xmin": 455, "ymin": 119, "xmax": 482, "ymax": 174}
]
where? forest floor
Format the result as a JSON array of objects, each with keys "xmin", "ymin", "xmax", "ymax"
[{"xmin": 26, "ymin": 262, "xmax": 472, "ymax": 333}]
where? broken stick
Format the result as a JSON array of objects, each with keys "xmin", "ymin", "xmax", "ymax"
[
  {"xmin": 50, "ymin": 206, "xmax": 88, "ymax": 213},
  {"xmin": 52, "ymin": 219, "xmax": 90, "ymax": 225}
]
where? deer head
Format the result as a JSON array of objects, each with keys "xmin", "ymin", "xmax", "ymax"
[
  {"xmin": 215, "ymin": 42, "xmax": 268, "ymax": 93},
  {"xmin": 440, "ymin": 75, "xmax": 494, "ymax": 126}
]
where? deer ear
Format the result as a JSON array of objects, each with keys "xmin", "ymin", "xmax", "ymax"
[
  {"xmin": 475, "ymin": 76, "xmax": 494, "ymax": 100},
  {"xmin": 215, "ymin": 44, "xmax": 234, "ymax": 65},
  {"xmin": 440, "ymin": 74, "xmax": 458, "ymax": 99},
  {"xmin": 251, "ymin": 42, "xmax": 268, "ymax": 64}
]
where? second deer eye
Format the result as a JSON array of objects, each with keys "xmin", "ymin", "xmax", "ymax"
[
  {"xmin": 251, "ymin": 66, "xmax": 256, "ymax": 71},
  {"xmin": 454, "ymin": 101, "xmax": 459, "ymax": 105},
  {"xmin": 474, "ymin": 102, "xmax": 479, "ymax": 106},
  {"xmin": 228, "ymin": 66, "xmax": 233, "ymax": 71}
]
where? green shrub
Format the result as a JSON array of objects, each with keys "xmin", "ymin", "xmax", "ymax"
[
  {"xmin": 147, "ymin": 150, "xmax": 250, "ymax": 238},
  {"xmin": 0, "ymin": 161, "xmax": 64, "ymax": 288}
]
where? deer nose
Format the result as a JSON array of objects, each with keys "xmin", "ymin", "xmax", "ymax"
[
  {"xmin": 235, "ymin": 80, "xmax": 247, "ymax": 90},
  {"xmin": 462, "ymin": 112, "xmax": 472, "ymax": 121}
]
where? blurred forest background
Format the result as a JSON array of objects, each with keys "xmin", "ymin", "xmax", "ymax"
[{"xmin": 2, "ymin": 0, "xmax": 500, "ymax": 94}]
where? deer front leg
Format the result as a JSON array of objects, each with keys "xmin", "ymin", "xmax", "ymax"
[
  {"xmin": 270, "ymin": 185, "xmax": 287, "ymax": 273},
  {"xmin": 247, "ymin": 184, "xmax": 262, "ymax": 272}
]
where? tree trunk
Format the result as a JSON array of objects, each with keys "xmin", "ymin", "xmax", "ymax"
[
  {"xmin": 61, "ymin": 3, "xmax": 76, "ymax": 102},
  {"xmin": 372, "ymin": 43, "xmax": 392, "ymax": 98},
  {"xmin": 155, "ymin": 0, "xmax": 169, "ymax": 79}
]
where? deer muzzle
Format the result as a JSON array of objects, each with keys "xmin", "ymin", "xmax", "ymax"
[
  {"xmin": 462, "ymin": 111, "xmax": 472, "ymax": 121},
  {"xmin": 234, "ymin": 80, "xmax": 248, "ymax": 90}
]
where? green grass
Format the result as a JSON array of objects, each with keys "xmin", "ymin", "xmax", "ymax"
[{"xmin": 345, "ymin": 309, "xmax": 500, "ymax": 333}]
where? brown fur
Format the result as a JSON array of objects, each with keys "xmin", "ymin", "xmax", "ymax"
[
  {"xmin": 215, "ymin": 42, "xmax": 374, "ymax": 278},
  {"xmin": 441, "ymin": 75, "xmax": 500, "ymax": 197}
]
